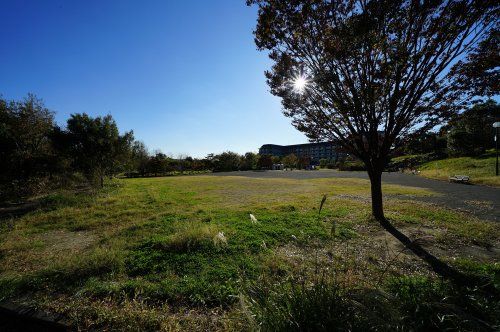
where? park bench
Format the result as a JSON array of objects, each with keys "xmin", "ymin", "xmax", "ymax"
[{"xmin": 449, "ymin": 175, "xmax": 470, "ymax": 184}]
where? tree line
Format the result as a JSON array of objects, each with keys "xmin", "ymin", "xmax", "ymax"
[
  {"xmin": 1, "ymin": 94, "xmax": 307, "ymax": 201},
  {"xmin": 127, "ymin": 149, "xmax": 320, "ymax": 178},
  {"xmin": 1, "ymin": 94, "xmax": 135, "ymax": 200},
  {"xmin": 126, "ymin": 150, "xmax": 262, "ymax": 177}
]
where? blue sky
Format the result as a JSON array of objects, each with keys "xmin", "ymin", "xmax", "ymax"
[{"xmin": 0, "ymin": 0, "xmax": 306, "ymax": 157}]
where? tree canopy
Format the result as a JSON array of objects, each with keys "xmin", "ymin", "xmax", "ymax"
[{"xmin": 449, "ymin": 28, "xmax": 499, "ymax": 98}]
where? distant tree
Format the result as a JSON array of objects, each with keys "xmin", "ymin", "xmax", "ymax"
[
  {"xmin": 447, "ymin": 129, "xmax": 474, "ymax": 157},
  {"xmin": 240, "ymin": 152, "xmax": 259, "ymax": 170},
  {"xmin": 190, "ymin": 158, "xmax": 207, "ymax": 171},
  {"xmin": 131, "ymin": 141, "xmax": 149, "ymax": 176},
  {"xmin": 213, "ymin": 151, "xmax": 241, "ymax": 172},
  {"xmin": 248, "ymin": 0, "xmax": 497, "ymax": 284},
  {"xmin": 56, "ymin": 113, "xmax": 134, "ymax": 187},
  {"xmin": 282, "ymin": 153, "xmax": 298, "ymax": 169},
  {"xmin": 271, "ymin": 155, "xmax": 281, "ymax": 165},
  {"xmin": 257, "ymin": 154, "xmax": 273, "ymax": 169},
  {"xmin": 0, "ymin": 94, "xmax": 55, "ymax": 184},
  {"xmin": 199, "ymin": 156, "xmax": 214, "ymax": 171},
  {"xmin": 174, "ymin": 154, "xmax": 191, "ymax": 173},
  {"xmin": 326, "ymin": 159, "xmax": 337, "ymax": 169},
  {"xmin": 446, "ymin": 100, "xmax": 500, "ymax": 156},
  {"xmin": 402, "ymin": 132, "xmax": 447, "ymax": 156},
  {"xmin": 297, "ymin": 156, "xmax": 311, "ymax": 170},
  {"xmin": 147, "ymin": 152, "xmax": 168, "ymax": 176},
  {"xmin": 182, "ymin": 156, "xmax": 194, "ymax": 172}
]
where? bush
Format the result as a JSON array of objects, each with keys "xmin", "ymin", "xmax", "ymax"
[{"xmin": 338, "ymin": 160, "xmax": 366, "ymax": 171}]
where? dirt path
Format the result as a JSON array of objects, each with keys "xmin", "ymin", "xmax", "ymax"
[{"xmin": 209, "ymin": 170, "xmax": 500, "ymax": 222}]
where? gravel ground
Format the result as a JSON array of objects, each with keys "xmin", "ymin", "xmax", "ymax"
[{"xmin": 208, "ymin": 170, "xmax": 500, "ymax": 222}]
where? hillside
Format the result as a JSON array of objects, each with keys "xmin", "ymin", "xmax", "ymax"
[{"xmin": 416, "ymin": 152, "xmax": 499, "ymax": 187}]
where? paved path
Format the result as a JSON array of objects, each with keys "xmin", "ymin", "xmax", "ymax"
[{"xmin": 209, "ymin": 170, "xmax": 500, "ymax": 222}]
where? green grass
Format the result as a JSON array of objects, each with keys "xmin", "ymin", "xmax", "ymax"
[
  {"xmin": 418, "ymin": 152, "xmax": 499, "ymax": 186},
  {"xmin": 0, "ymin": 175, "xmax": 498, "ymax": 330}
]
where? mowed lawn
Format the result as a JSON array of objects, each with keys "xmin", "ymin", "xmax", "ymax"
[{"xmin": 0, "ymin": 175, "xmax": 498, "ymax": 330}]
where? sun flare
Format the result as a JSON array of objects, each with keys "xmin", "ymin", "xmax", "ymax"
[{"xmin": 292, "ymin": 75, "xmax": 308, "ymax": 93}]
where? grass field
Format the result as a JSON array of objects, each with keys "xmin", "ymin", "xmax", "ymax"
[
  {"xmin": 0, "ymin": 175, "xmax": 499, "ymax": 330},
  {"xmin": 417, "ymin": 152, "xmax": 499, "ymax": 187}
]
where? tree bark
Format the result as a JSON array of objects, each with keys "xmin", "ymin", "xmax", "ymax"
[{"xmin": 368, "ymin": 167, "xmax": 385, "ymax": 220}]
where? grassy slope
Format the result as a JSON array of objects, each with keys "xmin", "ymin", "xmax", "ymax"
[
  {"xmin": 418, "ymin": 153, "xmax": 499, "ymax": 186},
  {"xmin": 0, "ymin": 176, "xmax": 498, "ymax": 330}
]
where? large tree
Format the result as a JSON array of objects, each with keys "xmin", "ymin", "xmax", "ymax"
[
  {"xmin": 55, "ymin": 113, "xmax": 134, "ymax": 187},
  {"xmin": 248, "ymin": 0, "xmax": 498, "ymax": 284},
  {"xmin": 282, "ymin": 153, "xmax": 298, "ymax": 169},
  {"xmin": 213, "ymin": 151, "xmax": 242, "ymax": 172},
  {"xmin": 240, "ymin": 152, "xmax": 259, "ymax": 170},
  {"xmin": 0, "ymin": 94, "xmax": 55, "ymax": 181}
]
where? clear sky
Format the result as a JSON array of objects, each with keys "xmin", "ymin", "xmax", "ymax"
[{"xmin": 0, "ymin": 0, "xmax": 307, "ymax": 157}]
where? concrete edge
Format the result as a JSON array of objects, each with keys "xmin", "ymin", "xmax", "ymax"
[{"xmin": 0, "ymin": 300, "xmax": 72, "ymax": 331}]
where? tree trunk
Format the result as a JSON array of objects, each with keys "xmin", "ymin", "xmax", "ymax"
[
  {"xmin": 100, "ymin": 175, "xmax": 104, "ymax": 188},
  {"xmin": 367, "ymin": 165, "xmax": 483, "ymax": 288},
  {"xmin": 368, "ymin": 167, "xmax": 385, "ymax": 220}
]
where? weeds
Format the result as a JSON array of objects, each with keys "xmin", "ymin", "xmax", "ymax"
[
  {"xmin": 247, "ymin": 273, "xmax": 500, "ymax": 332},
  {"xmin": 387, "ymin": 276, "xmax": 500, "ymax": 331}
]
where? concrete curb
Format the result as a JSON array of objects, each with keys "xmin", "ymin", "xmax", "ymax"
[{"xmin": 0, "ymin": 301, "xmax": 71, "ymax": 331}]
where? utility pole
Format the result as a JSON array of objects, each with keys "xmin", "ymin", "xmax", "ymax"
[{"xmin": 494, "ymin": 122, "xmax": 500, "ymax": 176}]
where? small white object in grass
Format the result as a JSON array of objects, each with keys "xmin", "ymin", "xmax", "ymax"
[
  {"xmin": 249, "ymin": 214, "xmax": 258, "ymax": 223},
  {"xmin": 213, "ymin": 231, "xmax": 227, "ymax": 246},
  {"xmin": 261, "ymin": 241, "xmax": 267, "ymax": 249},
  {"xmin": 291, "ymin": 235, "xmax": 297, "ymax": 241}
]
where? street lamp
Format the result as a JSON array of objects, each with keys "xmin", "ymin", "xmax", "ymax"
[{"xmin": 494, "ymin": 122, "xmax": 500, "ymax": 176}]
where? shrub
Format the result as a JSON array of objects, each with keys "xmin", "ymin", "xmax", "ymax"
[
  {"xmin": 338, "ymin": 160, "xmax": 366, "ymax": 171},
  {"xmin": 319, "ymin": 158, "xmax": 328, "ymax": 168}
]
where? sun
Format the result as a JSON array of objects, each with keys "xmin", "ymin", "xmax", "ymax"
[{"xmin": 292, "ymin": 75, "xmax": 308, "ymax": 93}]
